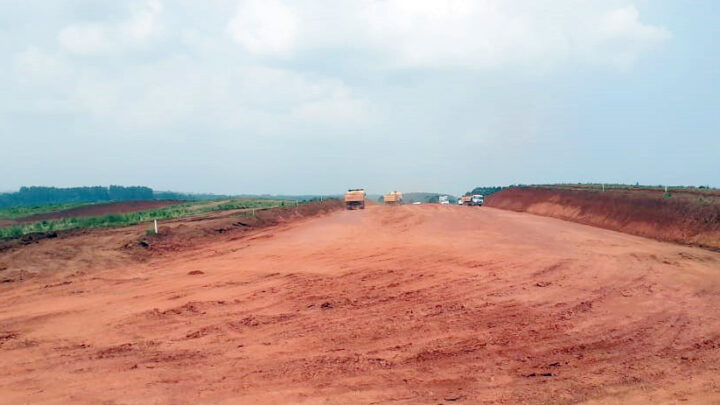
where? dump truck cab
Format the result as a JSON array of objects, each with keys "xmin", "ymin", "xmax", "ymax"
[{"xmin": 344, "ymin": 189, "xmax": 366, "ymax": 210}]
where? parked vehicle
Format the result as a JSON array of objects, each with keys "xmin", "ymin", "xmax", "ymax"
[{"xmin": 439, "ymin": 195, "xmax": 450, "ymax": 205}]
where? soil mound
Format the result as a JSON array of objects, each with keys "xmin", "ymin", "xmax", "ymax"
[{"xmin": 486, "ymin": 187, "xmax": 720, "ymax": 250}]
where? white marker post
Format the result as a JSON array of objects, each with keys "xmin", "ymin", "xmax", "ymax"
[{"xmin": 154, "ymin": 219, "xmax": 158, "ymax": 235}]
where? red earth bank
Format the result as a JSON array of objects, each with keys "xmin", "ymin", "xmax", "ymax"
[{"xmin": 486, "ymin": 187, "xmax": 720, "ymax": 250}]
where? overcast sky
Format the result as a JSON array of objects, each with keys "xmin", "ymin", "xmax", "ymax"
[{"xmin": 1, "ymin": 1, "xmax": 718, "ymax": 195}]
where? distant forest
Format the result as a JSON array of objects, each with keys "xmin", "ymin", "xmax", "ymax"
[
  {"xmin": 0, "ymin": 186, "xmax": 156, "ymax": 209},
  {"xmin": 467, "ymin": 186, "xmax": 504, "ymax": 196},
  {"xmin": 0, "ymin": 186, "xmax": 317, "ymax": 209}
]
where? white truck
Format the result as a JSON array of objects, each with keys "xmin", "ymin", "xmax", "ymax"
[
  {"xmin": 461, "ymin": 194, "xmax": 484, "ymax": 206},
  {"xmin": 438, "ymin": 195, "xmax": 450, "ymax": 205}
]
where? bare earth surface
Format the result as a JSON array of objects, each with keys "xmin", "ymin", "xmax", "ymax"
[{"xmin": 1, "ymin": 205, "xmax": 720, "ymax": 404}]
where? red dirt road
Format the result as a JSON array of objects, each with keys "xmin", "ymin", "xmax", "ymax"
[{"xmin": 1, "ymin": 205, "xmax": 720, "ymax": 404}]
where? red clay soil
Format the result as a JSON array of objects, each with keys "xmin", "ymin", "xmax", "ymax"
[
  {"xmin": 14, "ymin": 200, "xmax": 184, "ymax": 223},
  {"xmin": 486, "ymin": 187, "xmax": 720, "ymax": 251},
  {"xmin": 2, "ymin": 204, "xmax": 720, "ymax": 404}
]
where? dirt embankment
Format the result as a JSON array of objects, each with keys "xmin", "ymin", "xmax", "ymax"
[
  {"xmin": 138, "ymin": 199, "xmax": 345, "ymax": 254},
  {"xmin": 0, "ymin": 199, "xmax": 344, "ymax": 284},
  {"xmin": 486, "ymin": 187, "xmax": 720, "ymax": 250}
]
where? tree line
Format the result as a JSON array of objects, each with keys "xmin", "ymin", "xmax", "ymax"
[
  {"xmin": 0, "ymin": 186, "xmax": 153, "ymax": 208},
  {"xmin": 467, "ymin": 186, "xmax": 504, "ymax": 196}
]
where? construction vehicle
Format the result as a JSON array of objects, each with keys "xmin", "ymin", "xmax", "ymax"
[
  {"xmin": 461, "ymin": 194, "xmax": 484, "ymax": 206},
  {"xmin": 344, "ymin": 189, "xmax": 366, "ymax": 210},
  {"xmin": 383, "ymin": 191, "xmax": 403, "ymax": 205}
]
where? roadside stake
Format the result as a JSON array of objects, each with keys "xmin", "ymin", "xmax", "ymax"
[{"xmin": 154, "ymin": 219, "xmax": 158, "ymax": 234}]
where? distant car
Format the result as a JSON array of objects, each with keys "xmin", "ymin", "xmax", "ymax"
[
  {"xmin": 412, "ymin": 202, "xmax": 421, "ymax": 205},
  {"xmin": 439, "ymin": 195, "xmax": 450, "ymax": 205},
  {"xmin": 457, "ymin": 199, "xmax": 463, "ymax": 205}
]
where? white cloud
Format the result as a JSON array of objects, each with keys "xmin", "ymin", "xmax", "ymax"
[
  {"xmin": 58, "ymin": 24, "xmax": 109, "ymax": 54},
  {"xmin": 58, "ymin": 0, "xmax": 163, "ymax": 54},
  {"xmin": 291, "ymin": 93, "xmax": 367, "ymax": 126},
  {"xmin": 63, "ymin": 60, "xmax": 369, "ymax": 135},
  {"xmin": 14, "ymin": 47, "xmax": 68, "ymax": 80},
  {"xmin": 227, "ymin": 0, "xmax": 298, "ymax": 56},
  {"xmin": 123, "ymin": 0, "xmax": 164, "ymax": 41},
  {"xmin": 226, "ymin": 0, "xmax": 670, "ymax": 70},
  {"xmin": 12, "ymin": 0, "xmax": 368, "ymax": 138},
  {"xmin": 585, "ymin": 5, "xmax": 672, "ymax": 68},
  {"xmin": 9, "ymin": 0, "xmax": 669, "ymax": 139}
]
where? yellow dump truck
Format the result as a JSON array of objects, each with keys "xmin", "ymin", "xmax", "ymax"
[
  {"xmin": 344, "ymin": 189, "xmax": 366, "ymax": 210},
  {"xmin": 383, "ymin": 191, "xmax": 403, "ymax": 205}
]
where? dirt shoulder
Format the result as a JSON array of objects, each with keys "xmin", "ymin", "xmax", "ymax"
[{"xmin": 486, "ymin": 187, "xmax": 720, "ymax": 251}]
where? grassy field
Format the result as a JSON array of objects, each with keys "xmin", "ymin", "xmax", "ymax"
[
  {"xmin": 0, "ymin": 199, "xmax": 285, "ymax": 239},
  {"xmin": 532, "ymin": 183, "xmax": 717, "ymax": 194},
  {"xmin": 0, "ymin": 202, "xmax": 90, "ymax": 220},
  {"xmin": 528, "ymin": 184, "xmax": 720, "ymax": 205}
]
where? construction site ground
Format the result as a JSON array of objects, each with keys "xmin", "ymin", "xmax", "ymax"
[{"xmin": 1, "ymin": 204, "xmax": 720, "ymax": 404}]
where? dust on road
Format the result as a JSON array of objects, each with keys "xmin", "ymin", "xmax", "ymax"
[{"xmin": 1, "ymin": 205, "xmax": 720, "ymax": 404}]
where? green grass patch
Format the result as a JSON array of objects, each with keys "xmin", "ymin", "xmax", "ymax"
[
  {"xmin": 0, "ymin": 199, "xmax": 283, "ymax": 240},
  {"xmin": 211, "ymin": 199, "xmax": 285, "ymax": 211}
]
